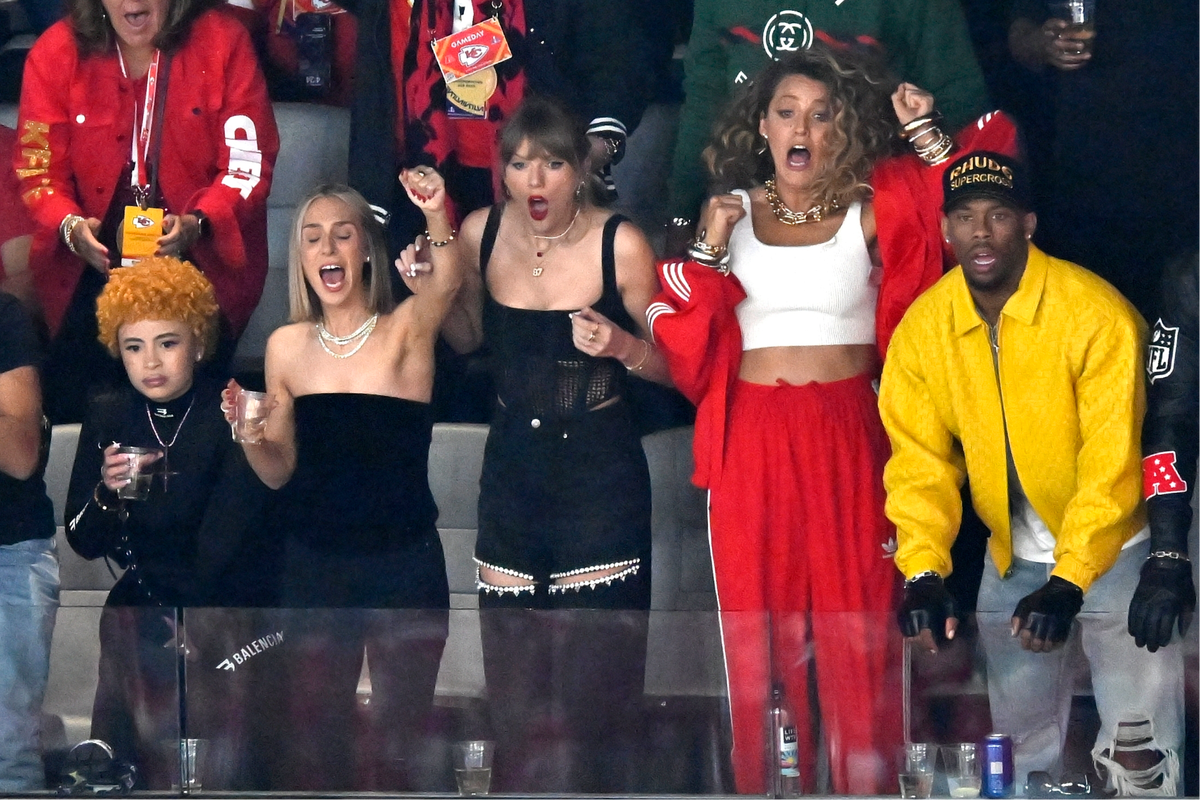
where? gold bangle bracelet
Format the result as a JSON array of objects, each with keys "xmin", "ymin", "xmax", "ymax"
[{"xmin": 626, "ymin": 338, "xmax": 652, "ymax": 372}]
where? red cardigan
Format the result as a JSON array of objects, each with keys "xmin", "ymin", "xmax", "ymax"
[
  {"xmin": 14, "ymin": 9, "xmax": 279, "ymax": 335},
  {"xmin": 648, "ymin": 111, "xmax": 1020, "ymax": 489}
]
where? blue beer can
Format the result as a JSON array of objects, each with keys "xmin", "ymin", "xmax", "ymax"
[{"xmin": 982, "ymin": 734, "xmax": 1014, "ymax": 798}]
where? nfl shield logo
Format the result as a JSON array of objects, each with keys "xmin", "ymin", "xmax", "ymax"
[{"xmin": 1147, "ymin": 318, "xmax": 1178, "ymax": 383}]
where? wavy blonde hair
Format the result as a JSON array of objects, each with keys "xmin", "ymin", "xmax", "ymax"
[
  {"xmin": 96, "ymin": 256, "xmax": 219, "ymax": 358},
  {"xmin": 703, "ymin": 42, "xmax": 902, "ymax": 208}
]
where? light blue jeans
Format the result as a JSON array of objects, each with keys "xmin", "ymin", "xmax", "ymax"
[
  {"xmin": 976, "ymin": 540, "xmax": 1184, "ymax": 795},
  {"xmin": 0, "ymin": 537, "xmax": 59, "ymax": 791}
]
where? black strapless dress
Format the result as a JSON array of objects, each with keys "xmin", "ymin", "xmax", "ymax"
[{"xmin": 274, "ymin": 393, "xmax": 449, "ymax": 609}]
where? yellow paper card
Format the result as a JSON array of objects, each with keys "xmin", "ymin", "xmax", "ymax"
[{"xmin": 121, "ymin": 205, "xmax": 163, "ymax": 266}]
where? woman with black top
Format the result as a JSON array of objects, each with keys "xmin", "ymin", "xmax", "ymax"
[
  {"xmin": 64, "ymin": 256, "xmax": 272, "ymax": 787},
  {"xmin": 438, "ymin": 96, "xmax": 671, "ymax": 792},
  {"xmin": 224, "ymin": 177, "xmax": 461, "ymax": 789}
]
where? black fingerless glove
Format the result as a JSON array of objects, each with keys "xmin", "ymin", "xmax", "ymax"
[
  {"xmin": 1128, "ymin": 557, "xmax": 1197, "ymax": 652},
  {"xmin": 898, "ymin": 573, "xmax": 956, "ymax": 642},
  {"xmin": 1012, "ymin": 576, "xmax": 1084, "ymax": 643}
]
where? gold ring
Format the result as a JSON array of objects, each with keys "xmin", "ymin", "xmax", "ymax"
[{"xmin": 587, "ymin": 330, "xmax": 597, "ymax": 342}]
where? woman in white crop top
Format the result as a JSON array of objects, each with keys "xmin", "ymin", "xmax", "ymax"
[{"xmin": 650, "ymin": 43, "xmax": 960, "ymax": 795}]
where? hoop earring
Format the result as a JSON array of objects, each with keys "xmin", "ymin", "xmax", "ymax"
[
  {"xmin": 756, "ymin": 134, "xmax": 768, "ymax": 156},
  {"xmin": 575, "ymin": 182, "xmax": 585, "ymax": 202}
]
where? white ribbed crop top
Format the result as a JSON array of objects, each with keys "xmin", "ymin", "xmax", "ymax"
[{"xmin": 729, "ymin": 190, "xmax": 878, "ymax": 351}]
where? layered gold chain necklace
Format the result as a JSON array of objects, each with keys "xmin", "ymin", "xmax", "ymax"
[{"xmin": 764, "ymin": 180, "xmax": 840, "ymax": 225}]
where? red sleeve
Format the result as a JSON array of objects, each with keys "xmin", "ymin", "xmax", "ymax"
[
  {"xmin": 184, "ymin": 13, "xmax": 280, "ymax": 276},
  {"xmin": 872, "ymin": 110, "xmax": 1021, "ymax": 358},
  {"xmin": 0, "ymin": 127, "xmax": 35, "ymax": 243},
  {"xmin": 1, "ymin": 127, "xmax": 36, "ymax": 283},
  {"xmin": 648, "ymin": 258, "xmax": 746, "ymax": 488},
  {"xmin": 13, "ymin": 24, "xmax": 84, "ymax": 235}
]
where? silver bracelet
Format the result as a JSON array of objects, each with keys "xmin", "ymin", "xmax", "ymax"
[
  {"xmin": 60, "ymin": 214, "xmax": 85, "ymax": 256},
  {"xmin": 904, "ymin": 570, "xmax": 942, "ymax": 586},
  {"xmin": 1148, "ymin": 550, "xmax": 1190, "ymax": 562}
]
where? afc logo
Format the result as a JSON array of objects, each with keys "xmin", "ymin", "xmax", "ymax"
[
  {"xmin": 1147, "ymin": 318, "xmax": 1178, "ymax": 383},
  {"xmin": 762, "ymin": 10, "xmax": 814, "ymax": 60},
  {"xmin": 1144, "ymin": 451, "xmax": 1188, "ymax": 499}
]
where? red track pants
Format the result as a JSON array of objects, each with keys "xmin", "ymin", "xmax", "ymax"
[{"xmin": 708, "ymin": 375, "xmax": 903, "ymax": 794}]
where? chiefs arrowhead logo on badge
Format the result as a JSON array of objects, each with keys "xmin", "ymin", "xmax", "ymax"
[
  {"xmin": 459, "ymin": 44, "xmax": 489, "ymax": 68},
  {"xmin": 1147, "ymin": 318, "xmax": 1178, "ymax": 383},
  {"xmin": 133, "ymin": 214, "xmax": 154, "ymax": 228}
]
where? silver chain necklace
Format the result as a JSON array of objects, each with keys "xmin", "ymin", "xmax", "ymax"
[
  {"xmin": 316, "ymin": 313, "xmax": 378, "ymax": 345},
  {"xmin": 144, "ymin": 394, "xmax": 194, "ymax": 491},
  {"xmin": 315, "ymin": 313, "xmax": 379, "ymax": 359}
]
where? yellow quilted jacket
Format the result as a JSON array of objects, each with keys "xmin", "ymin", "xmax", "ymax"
[{"xmin": 879, "ymin": 245, "xmax": 1147, "ymax": 593}]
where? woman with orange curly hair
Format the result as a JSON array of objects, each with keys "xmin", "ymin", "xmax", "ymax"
[{"xmin": 64, "ymin": 256, "xmax": 274, "ymax": 787}]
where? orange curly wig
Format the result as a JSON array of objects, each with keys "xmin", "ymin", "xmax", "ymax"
[{"xmin": 96, "ymin": 257, "xmax": 220, "ymax": 358}]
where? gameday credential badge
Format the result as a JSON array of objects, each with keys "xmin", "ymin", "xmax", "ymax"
[
  {"xmin": 432, "ymin": 17, "xmax": 512, "ymax": 83},
  {"xmin": 120, "ymin": 205, "xmax": 164, "ymax": 267},
  {"xmin": 1147, "ymin": 318, "xmax": 1178, "ymax": 384}
]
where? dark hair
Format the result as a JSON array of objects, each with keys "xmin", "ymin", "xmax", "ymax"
[
  {"xmin": 70, "ymin": 0, "xmax": 220, "ymax": 56},
  {"xmin": 703, "ymin": 42, "xmax": 903, "ymax": 208},
  {"xmin": 498, "ymin": 96, "xmax": 605, "ymax": 205}
]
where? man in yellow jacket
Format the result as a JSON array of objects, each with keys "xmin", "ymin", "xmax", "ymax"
[{"xmin": 880, "ymin": 152, "xmax": 1184, "ymax": 795}]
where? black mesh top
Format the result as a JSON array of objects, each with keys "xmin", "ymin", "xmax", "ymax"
[{"xmin": 480, "ymin": 207, "xmax": 640, "ymax": 419}]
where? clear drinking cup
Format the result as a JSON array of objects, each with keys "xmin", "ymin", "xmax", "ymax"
[
  {"xmin": 453, "ymin": 740, "xmax": 494, "ymax": 796},
  {"xmin": 170, "ymin": 738, "xmax": 208, "ymax": 792},
  {"xmin": 942, "ymin": 743, "xmax": 982, "ymax": 798},
  {"xmin": 115, "ymin": 446, "xmax": 158, "ymax": 500},
  {"xmin": 898, "ymin": 743, "xmax": 934, "ymax": 799},
  {"xmin": 899, "ymin": 771, "xmax": 934, "ymax": 799},
  {"xmin": 231, "ymin": 390, "xmax": 273, "ymax": 443},
  {"xmin": 1048, "ymin": 0, "xmax": 1096, "ymax": 55}
]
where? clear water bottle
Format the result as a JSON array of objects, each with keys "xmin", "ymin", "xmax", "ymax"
[{"xmin": 768, "ymin": 684, "xmax": 802, "ymax": 797}]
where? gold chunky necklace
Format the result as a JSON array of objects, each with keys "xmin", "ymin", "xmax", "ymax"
[{"xmin": 764, "ymin": 180, "xmax": 840, "ymax": 225}]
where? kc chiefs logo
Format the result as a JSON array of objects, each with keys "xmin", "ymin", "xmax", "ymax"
[
  {"xmin": 1144, "ymin": 451, "xmax": 1188, "ymax": 499},
  {"xmin": 762, "ymin": 11, "xmax": 813, "ymax": 59}
]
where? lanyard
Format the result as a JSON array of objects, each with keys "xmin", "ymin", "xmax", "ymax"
[{"xmin": 117, "ymin": 47, "xmax": 163, "ymax": 196}]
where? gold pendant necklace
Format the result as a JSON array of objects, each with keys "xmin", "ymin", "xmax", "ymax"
[
  {"xmin": 531, "ymin": 205, "xmax": 581, "ymax": 276},
  {"xmin": 764, "ymin": 180, "xmax": 839, "ymax": 225}
]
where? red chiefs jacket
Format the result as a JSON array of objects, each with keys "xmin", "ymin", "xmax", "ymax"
[
  {"xmin": 14, "ymin": 10, "xmax": 279, "ymax": 335},
  {"xmin": 648, "ymin": 111, "xmax": 1019, "ymax": 489}
]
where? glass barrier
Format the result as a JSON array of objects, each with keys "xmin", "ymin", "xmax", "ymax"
[{"xmin": 25, "ymin": 606, "xmax": 1200, "ymax": 795}]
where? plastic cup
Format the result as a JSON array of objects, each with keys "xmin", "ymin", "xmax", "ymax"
[
  {"xmin": 1048, "ymin": 0, "xmax": 1096, "ymax": 56},
  {"xmin": 115, "ymin": 446, "xmax": 158, "ymax": 500},
  {"xmin": 171, "ymin": 738, "xmax": 207, "ymax": 792},
  {"xmin": 898, "ymin": 743, "xmax": 934, "ymax": 798},
  {"xmin": 899, "ymin": 771, "xmax": 934, "ymax": 799},
  {"xmin": 453, "ymin": 740, "xmax": 494, "ymax": 796},
  {"xmin": 942, "ymin": 743, "xmax": 982, "ymax": 798},
  {"xmin": 232, "ymin": 390, "xmax": 272, "ymax": 443}
]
